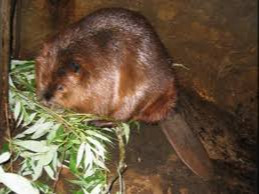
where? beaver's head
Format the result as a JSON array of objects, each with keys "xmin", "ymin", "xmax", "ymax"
[{"xmin": 36, "ymin": 43, "xmax": 90, "ymax": 111}]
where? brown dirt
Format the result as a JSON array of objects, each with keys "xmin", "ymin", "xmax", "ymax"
[{"xmin": 107, "ymin": 89, "xmax": 256, "ymax": 194}]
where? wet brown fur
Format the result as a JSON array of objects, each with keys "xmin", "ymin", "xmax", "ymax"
[{"xmin": 36, "ymin": 8, "xmax": 177, "ymax": 123}]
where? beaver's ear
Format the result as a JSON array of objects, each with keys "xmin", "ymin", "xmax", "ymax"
[{"xmin": 68, "ymin": 62, "xmax": 80, "ymax": 73}]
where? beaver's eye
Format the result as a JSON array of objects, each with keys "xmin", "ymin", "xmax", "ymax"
[
  {"xmin": 57, "ymin": 85, "xmax": 64, "ymax": 91},
  {"xmin": 57, "ymin": 68, "xmax": 66, "ymax": 76},
  {"xmin": 69, "ymin": 62, "xmax": 80, "ymax": 73}
]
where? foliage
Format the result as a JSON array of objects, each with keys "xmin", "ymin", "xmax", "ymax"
[{"xmin": 0, "ymin": 60, "xmax": 133, "ymax": 194}]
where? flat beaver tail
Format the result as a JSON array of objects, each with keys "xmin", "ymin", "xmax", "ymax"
[{"xmin": 159, "ymin": 109, "xmax": 213, "ymax": 179}]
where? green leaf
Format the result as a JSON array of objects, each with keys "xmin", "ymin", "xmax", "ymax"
[
  {"xmin": 84, "ymin": 144, "xmax": 93, "ymax": 172},
  {"xmin": 47, "ymin": 124, "xmax": 61, "ymax": 142},
  {"xmin": 121, "ymin": 123, "xmax": 130, "ymax": 144},
  {"xmin": 85, "ymin": 130, "xmax": 112, "ymax": 143},
  {"xmin": 37, "ymin": 149, "xmax": 56, "ymax": 166},
  {"xmin": 14, "ymin": 101, "xmax": 21, "ymax": 120},
  {"xmin": 21, "ymin": 118, "xmax": 46, "ymax": 135},
  {"xmin": 0, "ymin": 152, "xmax": 11, "ymax": 164},
  {"xmin": 83, "ymin": 189, "xmax": 90, "ymax": 194},
  {"xmin": 55, "ymin": 126, "xmax": 65, "ymax": 137},
  {"xmin": 31, "ymin": 122, "xmax": 54, "ymax": 139},
  {"xmin": 14, "ymin": 133, "xmax": 26, "ymax": 139},
  {"xmin": 16, "ymin": 108, "xmax": 25, "ymax": 127},
  {"xmin": 0, "ymin": 172, "xmax": 39, "ymax": 194},
  {"xmin": 87, "ymin": 137, "xmax": 106, "ymax": 155},
  {"xmin": 32, "ymin": 162, "xmax": 44, "ymax": 181},
  {"xmin": 69, "ymin": 151, "xmax": 77, "ymax": 173},
  {"xmin": 13, "ymin": 140, "xmax": 50, "ymax": 153},
  {"xmin": 51, "ymin": 151, "xmax": 59, "ymax": 173},
  {"xmin": 0, "ymin": 143, "xmax": 9, "ymax": 153},
  {"xmin": 21, "ymin": 170, "xmax": 33, "ymax": 176},
  {"xmin": 94, "ymin": 159, "xmax": 108, "ymax": 171},
  {"xmin": 77, "ymin": 143, "xmax": 86, "ymax": 167},
  {"xmin": 74, "ymin": 190, "xmax": 84, "ymax": 194},
  {"xmin": 20, "ymin": 151, "xmax": 37, "ymax": 158},
  {"xmin": 23, "ymin": 112, "xmax": 37, "ymax": 127},
  {"xmin": 91, "ymin": 184, "xmax": 103, "ymax": 194},
  {"xmin": 44, "ymin": 166, "xmax": 55, "ymax": 180}
]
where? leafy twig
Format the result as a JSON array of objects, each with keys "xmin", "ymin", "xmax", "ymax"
[{"xmin": 3, "ymin": 60, "xmax": 134, "ymax": 193}]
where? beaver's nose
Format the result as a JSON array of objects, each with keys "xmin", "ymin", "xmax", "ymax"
[
  {"xmin": 41, "ymin": 91, "xmax": 53, "ymax": 106},
  {"xmin": 43, "ymin": 91, "xmax": 52, "ymax": 101}
]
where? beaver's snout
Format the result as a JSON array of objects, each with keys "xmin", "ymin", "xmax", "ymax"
[
  {"xmin": 43, "ymin": 91, "xmax": 52, "ymax": 101},
  {"xmin": 40, "ymin": 90, "xmax": 54, "ymax": 107}
]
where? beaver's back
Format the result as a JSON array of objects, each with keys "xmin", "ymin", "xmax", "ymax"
[{"xmin": 36, "ymin": 8, "xmax": 177, "ymax": 122}]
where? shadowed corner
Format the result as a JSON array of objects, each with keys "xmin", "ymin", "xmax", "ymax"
[{"xmin": 159, "ymin": 109, "xmax": 214, "ymax": 179}]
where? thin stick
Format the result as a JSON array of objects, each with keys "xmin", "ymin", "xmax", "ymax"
[
  {"xmin": 104, "ymin": 126, "xmax": 128, "ymax": 194},
  {"xmin": 116, "ymin": 127, "xmax": 126, "ymax": 194},
  {"xmin": 104, "ymin": 165, "xmax": 127, "ymax": 194},
  {"xmin": 53, "ymin": 151, "xmax": 66, "ymax": 192}
]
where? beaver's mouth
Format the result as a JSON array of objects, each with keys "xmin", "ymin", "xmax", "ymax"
[
  {"xmin": 43, "ymin": 102, "xmax": 66, "ymax": 113},
  {"xmin": 37, "ymin": 94, "xmax": 65, "ymax": 112}
]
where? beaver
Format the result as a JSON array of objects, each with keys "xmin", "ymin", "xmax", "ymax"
[{"xmin": 36, "ymin": 8, "xmax": 213, "ymax": 178}]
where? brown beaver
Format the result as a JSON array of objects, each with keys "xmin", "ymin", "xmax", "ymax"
[{"xmin": 36, "ymin": 8, "xmax": 212, "ymax": 178}]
